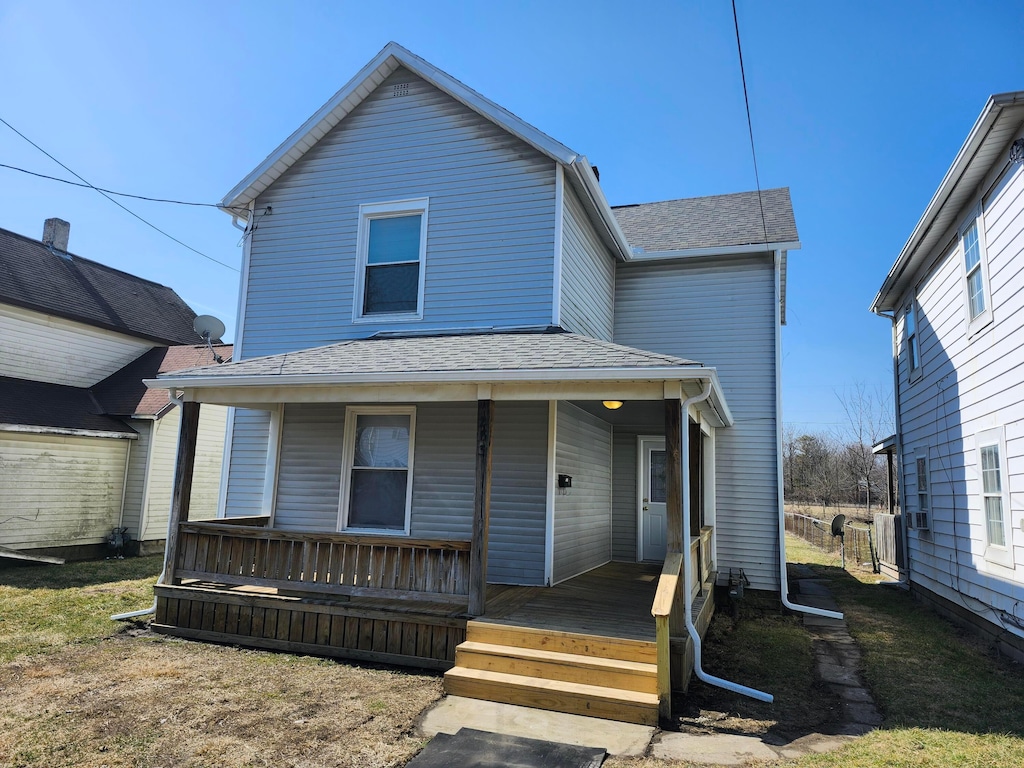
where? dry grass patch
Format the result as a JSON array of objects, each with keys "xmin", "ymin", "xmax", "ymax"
[{"xmin": 0, "ymin": 634, "xmax": 442, "ymax": 768}]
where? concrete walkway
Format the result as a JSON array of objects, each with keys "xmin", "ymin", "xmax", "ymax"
[{"xmin": 417, "ymin": 569, "xmax": 882, "ymax": 765}]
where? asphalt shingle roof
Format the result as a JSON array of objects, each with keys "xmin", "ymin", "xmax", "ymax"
[
  {"xmin": 94, "ymin": 344, "xmax": 233, "ymax": 416},
  {"xmin": 0, "ymin": 376, "xmax": 135, "ymax": 435},
  {"xmin": 612, "ymin": 187, "xmax": 798, "ymax": 253},
  {"xmin": 0, "ymin": 226, "xmax": 206, "ymax": 345},
  {"xmin": 163, "ymin": 331, "xmax": 702, "ymax": 380}
]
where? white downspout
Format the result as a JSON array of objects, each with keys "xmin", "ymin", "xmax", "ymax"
[
  {"xmin": 774, "ymin": 249, "xmax": 843, "ymax": 621},
  {"xmin": 681, "ymin": 382, "xmax": 773, "ymax": 703},
  {"xmin": 112, "ymin": 390, "xmax": 185, "ymax": 621}
]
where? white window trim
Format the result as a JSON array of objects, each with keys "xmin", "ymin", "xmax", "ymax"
[
  {"xmin": 905, "ymin": 299, "xmax": 922, "ymax": 383},
  {"xmin": 960, "ymin": 207, "xmax": 993, "ymax": 337},
  {"xmin": 911, "ymin": 449, "xmax": 930, "ymax": 531},
  {"xmin": 352, "ymin": 198, "xmax": 428, "ymax": 323},
  {"xmin": 337, "ymin": 405, "xmax": 417, "ymax": 536},
  {"xmin": 976, "ymin": 427, "xmax": 1012, "ymax": 567}
]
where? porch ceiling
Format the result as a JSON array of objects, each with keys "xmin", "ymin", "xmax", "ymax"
[{"xmin": 146, "ymin": 331, "xmax": 734, "ymax": 427}]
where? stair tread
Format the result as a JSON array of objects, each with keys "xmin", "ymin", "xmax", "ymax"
[
  {"xmin": 444, "ymin": 666, "xmax": 660, "ymax": 706},
  {"xmin": 468, "ymin": 620, "xmax": 655, "ymax": 649},
  {"xmin": 457, "ymin": 641, "xmax": 657, "ymax": 674}
]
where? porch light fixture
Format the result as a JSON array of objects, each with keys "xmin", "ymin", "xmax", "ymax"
[{"xmin": 602, "ymin": 400, "xmax": 624, "ymax": 410}]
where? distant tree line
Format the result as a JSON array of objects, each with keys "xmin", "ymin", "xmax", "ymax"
[{"xmin": 784, "ymin": 384, "xmax": 895, "ymax": 516}]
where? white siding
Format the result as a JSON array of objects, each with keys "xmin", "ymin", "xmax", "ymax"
[
  {"xmin": 552, "ymin": 403, "xmax": 612, "ymax": 583},
  {"xmin": 559, "ymin": 183, "xmax": 616, "ymax": 339},
  {"xmin": 241, "ymin": 67, "xmax": 557, "ymax": 359},
  {"xmin": 120, "ymin": 419, "xmax": 152, "ymax": 538},
  {"xmin": 138, "ymin": 404, "xmax": 227, "ymax": 541},
  {"xmin": 223, "ymin": 408, "xmax": 272, "ymax": 518},
  {"xmin": 895, "ymin": 158, "xmax": 1024, "ymax": 617},
  {"xmin": 0, "ymin": 431, "xmax": 128, "ymax": 550},
  {"xmin": 271, "ymin": 402, "xmax": 549, "ymax": 585},
  {"xmin": 615, "ymin": 255, "xmax": 780, "ymax": 590},
  {"xmin": 611, "ymin": 428, "xmax": 640, "ymax": 562},
  {"xmin": 0, "ymin": 304, "xmax": 152, "ymax": 387}
]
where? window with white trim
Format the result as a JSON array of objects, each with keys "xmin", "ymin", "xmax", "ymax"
[
  {"xmin": 354, "ymin": 199, "xmax": 428, "ymax": 321},
  {"xmin": 976, "ymin": 429, "xmax": 1012, "ymax": 566},
  {"xmin": 905, "ymin": 301, "xmax": 921, "ymax": 378},
  {"xmin": 339, "ymin": 406, "xmax": 416, "ymax": 534},
  {"xmin": 913, "ymin": 453, "xmax": 930, "ymax": 530},
  {"xmin": 961, "ymin": 213, "xmax": 992, "ymax": 331}
]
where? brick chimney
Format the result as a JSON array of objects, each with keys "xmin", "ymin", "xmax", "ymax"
[{"xmin": 42, "ymin": 218, "xmax": 70, "ymax": 252}]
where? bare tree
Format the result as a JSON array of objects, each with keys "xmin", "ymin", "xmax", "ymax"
[{"xmin": 835, "ymin": 383, "xmax": 894, "ymax": 511}]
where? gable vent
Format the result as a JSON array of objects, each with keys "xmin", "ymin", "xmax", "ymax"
[{"xmin": 392, "ymin": 83, "xmax": 410, "ymax": 97}]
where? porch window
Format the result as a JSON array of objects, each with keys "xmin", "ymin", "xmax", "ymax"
[
  {"xmin": 354, "ymin": 199, "xmax": 428, "ymax": 321},
  {"xmin": 339, "ymin": 407, "xmax": 416, "ymax": 533}
]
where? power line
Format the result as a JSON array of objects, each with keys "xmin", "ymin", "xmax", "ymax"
[
  {"xmin": 0, "ymin": 116, "xmax": 239, "ymax": 272},
  {"xmin": 0, "ymin": 161, "xmax": 234, "ymax": 209},
  {"xmin": 731, "ymin": 0, "xmax": 771, "ymax": 250}
]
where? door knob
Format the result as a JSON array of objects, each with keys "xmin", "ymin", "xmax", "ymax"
[{"xmin": 643, "ymin": 497, "xmax": 649, "ymax": 511}]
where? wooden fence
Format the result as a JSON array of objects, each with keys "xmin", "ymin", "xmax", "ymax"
[
  {"xmin": 172, "ymin": 521, "xmax": 472, "ymax": 605},
  {"xmin": 784, "ymin": 512, "xmax": 877, "ymax": 570}
]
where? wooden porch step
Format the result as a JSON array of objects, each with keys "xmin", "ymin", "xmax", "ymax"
[
  {"xmin": 443, "ymin": 667, "xmax": 659, "ymax": 726},
  {"xmin": 466, "ymin": 620, "xmax": 657, "ymax": 664},
  {"xmin": 454, "ymin": 640, "xmax": 658, "ymax": 694}
]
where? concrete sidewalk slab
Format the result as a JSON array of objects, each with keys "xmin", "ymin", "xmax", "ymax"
[
  {"xmin": 417, "ymin": 696, "xmax": 654, "ymax": 757},
  {"xmin": 654, "ymin": 733, "xmax": 779, "ymax": 765}
]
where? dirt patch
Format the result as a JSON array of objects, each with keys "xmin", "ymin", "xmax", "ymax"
[{"xmin": 0, "ymin": 629, "xmax": 443, "ymax": 768}]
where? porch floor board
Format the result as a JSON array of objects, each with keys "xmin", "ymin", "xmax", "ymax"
[{"xmin": 481, "ymin": 561, "xmax": 662, "ymax": 642}]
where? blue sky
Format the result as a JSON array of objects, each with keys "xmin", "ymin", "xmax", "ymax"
[{"xmin": 1, "ymin": 1, "xmax": 1022, "ymax": 435}]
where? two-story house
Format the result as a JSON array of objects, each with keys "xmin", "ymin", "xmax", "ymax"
[
  {"xmin": 871, "ymin": 92, "xmax": 1024, "ymax": 660},
  {"xmin": 150, "ymin": 43, "xmax": 803, "ymax": 723},
  {"xmin": 0, "ymin": 220, "xmax": 230, "ymax": 560}
]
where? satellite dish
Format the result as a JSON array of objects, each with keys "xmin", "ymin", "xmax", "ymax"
[
  {"xmin": 830, "ymin": 514, "xmax": 847, "ymax": 537},
  {"xmin": 193, "ymin": 314, "xmax": 226, "ymax": 342}
]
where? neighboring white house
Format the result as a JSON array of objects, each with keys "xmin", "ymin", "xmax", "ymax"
[
  {"xmin": 0, "ymin": 220, "xmax": 229, "ymax": 560},
  {"xmin": 146, "ymin": 43, "xmax": 803, "ymax": 722},
  {"xmin": 872, "ymin": 92, "xmax": 1024, "ymax": 659}
]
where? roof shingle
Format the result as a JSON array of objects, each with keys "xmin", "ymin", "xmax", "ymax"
[
  {"xmin": 0, "ymin": 376, "xmax": 135, "ymax": 435},
  {"xmin": 612, "ymin": 187, "xmax": 798, "ymax": 253}
]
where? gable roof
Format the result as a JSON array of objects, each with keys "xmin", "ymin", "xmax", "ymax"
[
  {"xmin": 93, "ymin": 343, "xmax": 233, "ymax": 418},
  {"xmin": 872, "ymin": 92, "xmax": 1024, "ymax": 313},
  {"xmin": 612, "ymin": 188, "xmax": 799, "ymax": 254},
  {"xmin": 0, "ymin": 376, "xmax": 136, "ymax": 437},
  {"xmin": 220, "ymin": 42, "xmax": 632, "ymax": 261},
  {"xmin": 0, "ymin": 226, "xmax": 205, "ymax": 345}
]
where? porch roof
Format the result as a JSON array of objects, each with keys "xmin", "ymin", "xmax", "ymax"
[{"xmin": 148, "ymin": 331, "xmax": 733, "ymax": 426}]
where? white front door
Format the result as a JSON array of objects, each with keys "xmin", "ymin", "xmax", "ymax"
[{"xmin": 639, "ymin": 438, "xmax": 667, "ymax": 562}]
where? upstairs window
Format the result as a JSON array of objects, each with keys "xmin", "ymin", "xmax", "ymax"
[
  {"xmin": 354, "ymin": 199, "xmax": 428, "ymax": 321},
  {"xmin": 913, "ymin": 454, "xmax": 930, "ymax": 530},
  {"xmin": 960, "ymin": 213, "xmax": 992, "ymax": 333},
  {"xmin": 905, "ymin": 302, "xmax": 920, "ymax": 377}
]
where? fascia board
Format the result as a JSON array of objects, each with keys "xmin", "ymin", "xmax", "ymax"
[
  {"xmin": 631, "ymin": 241, "xmax": 802, "ymax": 261},
  {"xmin": 872, "ymin": 92, "xmax": 1024, "ymax": 313},
  {"xmin": 220, "ymin": 42, "xmax": 577, "ymax": 213},
  {"xmin": 0, "ymin": 423, "xmax": 138, "ymax": 440}
]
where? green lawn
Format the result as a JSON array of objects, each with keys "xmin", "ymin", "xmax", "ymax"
[{"xmin": 0, "ymin": 555, "xmax": 163, "ymax": 662}]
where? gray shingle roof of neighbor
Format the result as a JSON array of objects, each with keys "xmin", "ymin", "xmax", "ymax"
[
  {"xmin": 162, "ymin": 330, "xmax": 703, "ymax": 380},
  {"xmin": 0, "ymin": 376, "xmax": 136, "ymax": 435},
  {"xmin": 0, "ymin": 226, "xmax": 207, "ymax": 345},
  {"xmin": 612, "ymin": 187, "xmax": 799, "ymax": 252}
]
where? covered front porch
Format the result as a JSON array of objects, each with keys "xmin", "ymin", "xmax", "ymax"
[{"xmin": 149, "ymin": 331, "xmax": 729, "ymax": 723}]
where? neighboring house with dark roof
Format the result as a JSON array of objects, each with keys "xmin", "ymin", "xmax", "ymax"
[
  {"xmin": 871, "ymin": 92, "xmax": 1024, "ymax": 659},
  {"xmin": 0, "ymin": 220, "xmax": 231, "ymax": 559},
  {"xmin": 147, "ymin": 43, "xmax": 801, "ymax": 724}
]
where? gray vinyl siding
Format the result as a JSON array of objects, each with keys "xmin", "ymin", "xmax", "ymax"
[
  {"xmin": 612, "ymin": 428, "xmax": 640, "ymax": 561},
  {"xmin": 552, "ymin": 403, "xmax": 612, "ymax": 583},
  {"xmin": 559, "ymin": 183, "xmax": 616, "ymax": 339},
  {"xmin": 271, "ymin": 401, "xmax": 548, "ymax": 585},
  {"xmin": 615, "ymin": 255, "xmax": 780, "ymax": 590},
  {"xmin": 223, "ymin": 408, "xmax": 271, "ymax": 518},
  {"xmin": 240, "ymin": 67, "xmax": 557, "ymax": 359},
  {"xmin": 894, "ymin": 155, "xmax": 1024, "ymax": 617},
  {"xmin": 120, "ymin": 419, "xmax": 152, "ymax": 539}
]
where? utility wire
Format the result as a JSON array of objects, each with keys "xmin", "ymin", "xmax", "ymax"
[
  {"xmin": 731, "ymin": 0, "xmax": 771, "ymax": 250},
  {"xmin": 0, "ymin": 161, "xmax": 236, "ymax": 210},
  {"xmin": 0, "ymin": 116, "xmax": 239, "ymax": 272}
]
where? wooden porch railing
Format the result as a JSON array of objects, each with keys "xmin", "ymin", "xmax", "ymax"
[
  {"xmin": 652, "ymin": 526, "xmax": 715, "ymax": 719},
  {"xmin": 171, "ymin": 521, "xmax": 472, "ymax": 605}
]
